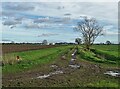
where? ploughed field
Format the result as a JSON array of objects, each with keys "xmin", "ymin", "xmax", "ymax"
[
  {"xmin": 2, "ymin": 44, "xmax": 120, "ymax": 87},
  {"xmin": 2, "ymin": 44, "xmax": 58, "ymax": 54}
]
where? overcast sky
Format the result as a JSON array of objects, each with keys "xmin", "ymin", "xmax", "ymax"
[{"xmin": 0, "ymin": 1, "xmax": 119, "ymax": 43}]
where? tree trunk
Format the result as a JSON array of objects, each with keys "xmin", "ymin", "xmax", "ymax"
[{"xmin": 86, "ymin": 44, "xmax": 90, "ymax": 51}]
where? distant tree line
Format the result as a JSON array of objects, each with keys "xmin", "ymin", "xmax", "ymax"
[{"xmin": 2, "ymin": 39, "xmax": 119, "ymax": 45}]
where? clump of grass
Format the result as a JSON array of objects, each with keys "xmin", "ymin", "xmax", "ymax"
[
  {"xmin": 90, "ymin": 48, "xmax": 119, "ymax": 61},
  {"xmin": 78, "ymin": 46, "xmax": 117, "ymax": 64},
  {"xmin": 78, "ymin": 47, "xmax": 106, "ymax": 63},
  {"xmin": 87, "ymin": 80, "xmax": 119, "ymax": 87}
]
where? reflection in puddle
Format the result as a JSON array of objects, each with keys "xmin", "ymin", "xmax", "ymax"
[{"xmin": 104, "ymin": 71, "xmax": 120, "ymax": 77}]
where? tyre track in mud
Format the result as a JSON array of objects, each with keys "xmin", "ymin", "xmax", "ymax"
[
  {"xmin": 2, "ymin": 46, "xmax": 76, "ymax": 86},
  {"xmin": 2, "ymin": 46, "xmax": 119, "ymax": 87}
]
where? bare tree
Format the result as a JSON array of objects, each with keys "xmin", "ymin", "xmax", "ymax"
[{"xmin": 75, "ymin": 17, "xmax": 104, "ymax": 50}]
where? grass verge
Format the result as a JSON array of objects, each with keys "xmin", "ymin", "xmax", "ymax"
[{"xmin": 2, "ymin": 45, "xmax": 73, "ymax": 74}]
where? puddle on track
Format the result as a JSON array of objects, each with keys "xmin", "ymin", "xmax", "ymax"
[
  {"xmin": 69, "ymin": 64, "xmax": 80, "ymax": 69},
  {"xmin": 104, "ymin": 71, "xmax": 120, "ymax": 77},
  {"xmin": 50, "ymin": 65, "xmax": 58, "ymax": 68},
  {"xmin": 37, "ymin": 74, "xmax": 50, "ymax": 79},
  {"xmin": 50, "ymin": 70, "xmax": 63, "ymax": 75},
  {"xmin": 37, "ymin": 70, "xmax": 63, "ymax": 79},
  {"xmin": 36, "ymin": 49, "xmax": 79, "ymax": 79}
]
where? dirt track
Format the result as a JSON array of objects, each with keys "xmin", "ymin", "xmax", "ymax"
[{"xmin": 2, "ymin": 47, "xmax": 119, "ymax": 87}]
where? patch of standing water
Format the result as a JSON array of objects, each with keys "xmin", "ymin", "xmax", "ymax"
[
  {"xmin": 104, "ymin": 71, "xmax": 120, "ymax": 77},
  {"xmin": 37, "ymin": 49, "xmax": 79, "ymax": 79},
  {"xmin": 50, "ymin": 70, "xmax": 63, "ymax": 75},
  {"xmin": 69, "ymin": 64, "xmax": 80, "ymax": 68},
  {"xmin": 72, "ymin": 49, "xmax": 77, "ymax": 56},
  {"xmin": 71, "ymin": 58, "xmax": 76, "ymax": 61},
  {"xmin": 50, "ymin": 65, "xmax": 58, "ymax": 68},
  {"xmin": 37, "ymin": 74, "xmax": 50, "ymax": 79},
  {"xmin": 37, "ymin": 70, "xmax": 63, "ymax": 79},
  {"xmin": 71, "ymin": 53, "xmax": 74, "ymax": 56}
]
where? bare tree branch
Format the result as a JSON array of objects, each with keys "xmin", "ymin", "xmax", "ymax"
[{"xmin": 75, "ymin": 17, "xmax": 104, "ymax": 50}]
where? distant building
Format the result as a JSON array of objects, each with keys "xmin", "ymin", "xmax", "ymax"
[{"xmin": 49, "ymin": 43, "xmax": 55, "ymax": 45}]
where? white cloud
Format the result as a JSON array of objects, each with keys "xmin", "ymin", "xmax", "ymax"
[
  {"xmin": 20, "ymin": 2, "xmax": 117, "ymax": 25},
  {"xmin": 105, "ymin": 30, "xmax": 119, "ymax": 35},
  {"xmin": 1, "ymin": 2, "xmax": 118, "ymax": 43},
  {"xmin": 102, "ymin": 25, "xmax": 118, "ymax": 36},
  {"xmin": 2, "ymin": 2, "xmax": 118, "ymax": 25},
  {"xmin": 104, "ymin": 25, "xmax": 114, "ymax": 30},
  {"xmin": 1, "ymin": 0, "xmax": 119, "ymax": 3}
]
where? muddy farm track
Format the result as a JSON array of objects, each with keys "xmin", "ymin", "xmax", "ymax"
[{"xmin": 2, "ymin": 45, "xmax": 120, "ymax": 87}]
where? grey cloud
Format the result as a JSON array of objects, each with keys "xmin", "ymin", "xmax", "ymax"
[
  {"xmin": 33, "ymin": 17, "xmax": 68, "ymax": 24},
  {"xmin": 34, "ymin": 19, "xmax": 45, "ymax": 23},
  {"xmin": 34, "ymin": 17, "xmax": 49, "ymax": 23},
  {"xmin": 2, "ymin": 11, "xmax": 24, "ymax": 23},
  {"xmin": 2, "ymin": 39, "xmax": 12, "ymax": 41},
  {"xmin": 14, "ymin": 17, "xmax": 23, "ymax": 21},
  {"xmin": 64, "ymin": 13, "xmax": 71, "ymax": 16},
  {"xmin": 2, "ymin": 11, "xmax": 16, "ymax": 17},
  {"xmin": 38, "ymin": 33, "xmax": 59, "ymax": 37},
  {"xmin": 57, "ymin": 6, "xmax": 65, "ymax": 10},
  {"xmin": 2, "ymin": 2, "xmax": 35, "ymax": 11},
  {"xmin": 24, "ymin": 23, "xmax": 50, "ymax": 29},
  {"xmin": 24, "ymin": 23, "xmax": 40, "ymax": 29},
  {"xmin": 3, "ymin": 20, "xmax": 21, "ymax": 26},
  {"xmin": 53, "ymin": 18, "xmax": 70, "ymax": 24}
]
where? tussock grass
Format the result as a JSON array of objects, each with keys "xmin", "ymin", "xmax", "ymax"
[{"xmin": 78, "ymin": 45, "xmax": 119, "ymax": 65}]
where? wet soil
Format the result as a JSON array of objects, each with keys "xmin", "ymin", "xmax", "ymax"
[{"xmin": 2, "ymin": 48, "xmax": 120, "ymax": 87}]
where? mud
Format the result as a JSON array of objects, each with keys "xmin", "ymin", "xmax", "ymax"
[{"xmin": 2, "ymin": 48, "xmax": 120, "ymax": 87}]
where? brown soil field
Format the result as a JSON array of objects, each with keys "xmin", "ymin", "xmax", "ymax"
[{"xmin": 1, "ymin": 44, "xmax": 58, "ymax": 54}]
